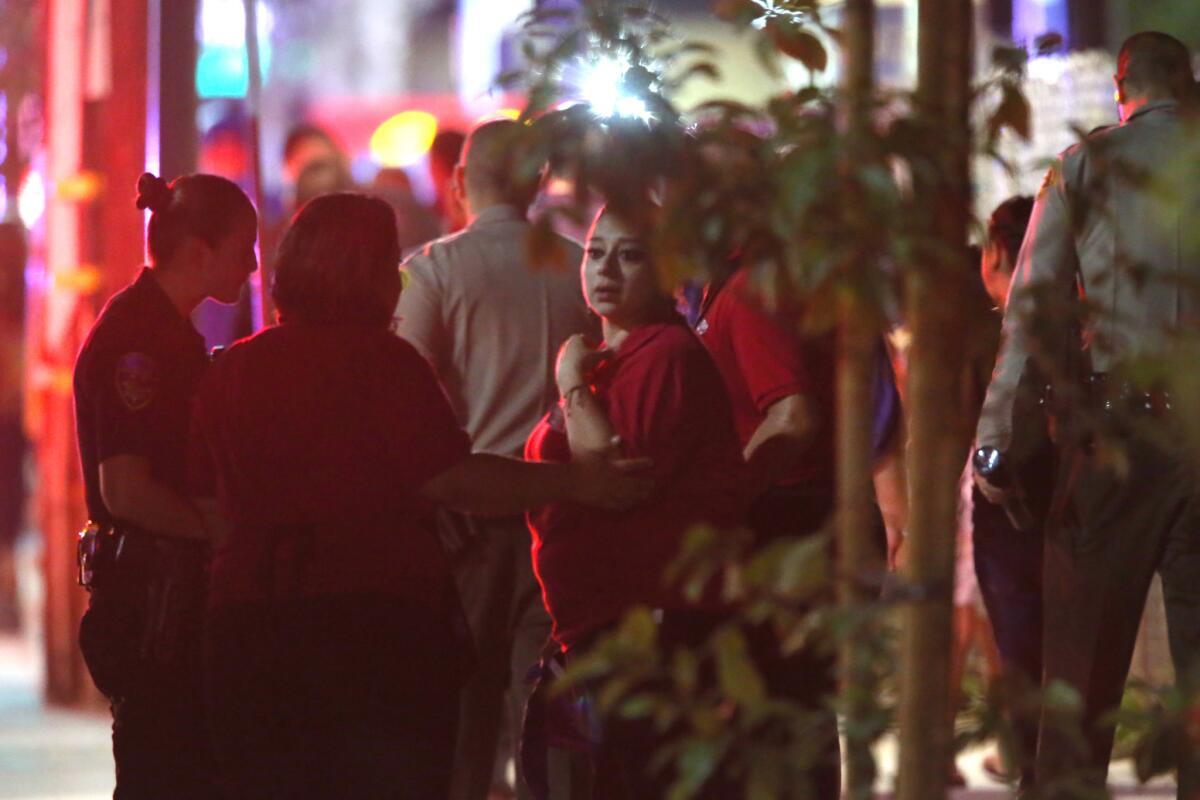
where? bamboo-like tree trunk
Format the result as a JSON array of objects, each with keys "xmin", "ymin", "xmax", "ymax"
[
  {"xmin": 896, "ymin": 1, "xmax": 975, "ymax": 798},
  {"xmin": 836, "ymin": 2, "xmax": 880, "ymax": 798}
]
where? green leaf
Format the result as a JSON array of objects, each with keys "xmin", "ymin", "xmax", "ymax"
[
  {"xmin": 672, "ymin": 648, "xmax": 700, "ymax": 694},
  {"xmin": 617, "ymin": 605, "xmax": 660, "ymax": 650},
  {"xmin": 675, "ymin": 738, "xmax": 721, "ymax": 794},
  {"xmin": 987, "ymin": 85, "xmax": 1032, "ymax": 142},
  {"xmin": 676, "ymin": 62, "xmax": 721, "ymax": 84},
  {"xmin": 1035, "ymin": 32, "xmax": 1064, "ymax": 55},
  {"xmin": 769, "ymin": 23, "xmax": 827, "ymax": 73},
  {"xmin": 992, "ymin": 44, "xmax": 1027, "ymax": 73},
  {"xmin": 714, "ymin": 0, "xmax": 761, "ymax": 25},
  {"xmin": 618, "ymin": 692, "xmax": 659, "ymax": 720},
  {"xmin": 713, "ymin": 626, "xmax": 767, "ymax": 707}
]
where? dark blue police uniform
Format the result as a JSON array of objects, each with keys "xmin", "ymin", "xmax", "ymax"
[{"xmin": 74, "ymin": 267, "xmax": 220, "ymax": 799}]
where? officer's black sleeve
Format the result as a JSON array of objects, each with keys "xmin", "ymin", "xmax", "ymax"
[
  {"xmin": 977, "ymin": 156, "xmax": 1077, "ymax": 454},
  {"xmin": 91, "ymin": 348, "xmax": 169, "ymax": 463},
  {"xmin": 187, "ymin": 373, "xmax": 218, "ymax": 498}
]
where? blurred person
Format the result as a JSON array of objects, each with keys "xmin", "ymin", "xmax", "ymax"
[
  {"xmin": 430, "ymin": 128, "xmax": 467, "ymax": 233},
  {"xmin": 194, "ymin": 115, "xmax": 259, "ymax": 351},
  {"xmin": 198, "ymin": 114, "xmax": 253, "ymax": 184},
  {"xmin": 694, "ymin": 266, "xmax": 907, "ymax": 799},
  {"xmin": 524, "ymin": 204, "xmax": 749, "ymax": 798},
  {"xmin": 396, "ymin": 118, "xmax": 597, "ymax": 800},
  {"xmin": 967, "ymin": 197, "xmax": 1050, "ymax": 788},
  {"xmin": 974, "ymin": 32, "xmax": 1200, "ymax": 796},
  {"xmin": 282, "ymin": 123, "xmax": 348, "ymax": 191},
  {"xmin": 293, "ymin": 157, "xmax": 355, "ymax": 210},
  {"xmin": 73, "ymin": 172, "xmax": 257, "ymax": 799},
  {"xmin": 369, "ymin": 167, "xmax": 441, "ymax": 256},
  {"xmin": 529, "ymin": 164, "xmax": 601, "ymax": 245},
  {"xmin": 194, "ymin": 193, "xmax": 650, "ymax": 799}
]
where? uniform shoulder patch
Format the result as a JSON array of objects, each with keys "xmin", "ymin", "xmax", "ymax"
[
  {"xmin": 1036, "ymin": 162, "xmax": 1061, "ymax": 201},
  {"xmin": 114, "ymin": 352, "xmax": 159, "ymax": 411}
]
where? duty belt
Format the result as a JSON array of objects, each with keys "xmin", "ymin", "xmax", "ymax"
[{"xmin": 77, "ymin": 521, "xmax": 209, "ymax": 590}]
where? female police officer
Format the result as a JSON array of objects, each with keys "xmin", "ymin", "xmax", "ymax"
[{"xmin": 73, "ymin": 171, "xmax": 256, "ymax": 798}]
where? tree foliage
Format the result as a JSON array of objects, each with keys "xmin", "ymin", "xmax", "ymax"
[{"xmin": 503, "ymin": 1, "xmax": 1199, "ymax": 796}]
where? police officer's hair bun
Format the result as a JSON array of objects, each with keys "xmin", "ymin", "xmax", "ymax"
[{"xmin": 135, "ymin": 172, "xmax": 173, "ymax": 212}]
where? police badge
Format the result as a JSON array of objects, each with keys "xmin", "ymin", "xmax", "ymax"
[{"xmin": 115, "ymin": 352, "xmax": 159, "ymax": 411}]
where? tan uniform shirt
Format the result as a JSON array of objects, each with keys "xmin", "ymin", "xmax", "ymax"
[
  {"xmin": 977, "ymin": 101, "xmax": 1200, "ymax": 453},
  {"xmin": 396, "ymin": 204, "xmax": 597, "ymax": 457}
]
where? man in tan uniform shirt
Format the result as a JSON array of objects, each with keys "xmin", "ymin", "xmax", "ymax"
[
  {"xmin": 975, "ymin": 33, "xmax": 1200, "ymax": 796},
  {"xmin": 396, "ymin": 119, "xmax": 596, "ymax": 800}
]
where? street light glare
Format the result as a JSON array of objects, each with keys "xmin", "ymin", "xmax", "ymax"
[
  {"xmin": 578, "ymin": 53, "xmax": 654, "ymax": 122},
  {"xmin": 580, "ymin": 54, "xmax": 628, "ymax": 118}
]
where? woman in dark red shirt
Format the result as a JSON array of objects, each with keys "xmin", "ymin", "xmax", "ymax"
[
  {"xmin": 193, "ymin": 194, "xmax": 648, "ymax": 799},
  {"xmin": 524, "ymin": 205, "xmax": 749, "ymax": 794}
]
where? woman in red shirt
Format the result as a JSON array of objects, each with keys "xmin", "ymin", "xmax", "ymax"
[
  {"xmin": 524, "ymin": 205, "xmax": 748, "ymax": 795},
  {"xmin": 193, "ymin": 194, "xmax": 648, "ymax": 799}
]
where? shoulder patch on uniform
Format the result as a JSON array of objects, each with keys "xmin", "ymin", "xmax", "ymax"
[
  {"xmin": 114, "ymin": 352, "xmax": 159, "ymax": 411},
  {"xmin": 1037, "ymin": 163, "xmax": 1060, "ymax": 200}
]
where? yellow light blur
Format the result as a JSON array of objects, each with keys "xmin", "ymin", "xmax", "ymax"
[
  {"xmin": 56, "ymin": 170, "xmax": 104, "ymax": 202},
  {"xmin": 53, "ymin": 264, "xmax": 102, "ymax": 295},
  {"xmin": 369, "ymin": 111, "xmax": 439, "ymax": 167}
]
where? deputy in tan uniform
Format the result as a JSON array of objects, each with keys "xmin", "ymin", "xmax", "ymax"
[
  {"xmin": 396, "ymin": 119, "xmax": 597, "ymax": 800},
  {"xmin": 974, "ymin": 32, "xmax": 1200, "ymax": 796}
]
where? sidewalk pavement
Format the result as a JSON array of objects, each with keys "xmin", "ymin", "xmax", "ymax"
[{"xmin": 0, "ymin": 633, "xmax": 112, "ymax": 800}]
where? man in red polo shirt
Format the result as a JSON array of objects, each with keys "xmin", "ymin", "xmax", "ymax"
[{"xmin": 694, "ymin": 267, "xmax": 846, "ymax": 799}]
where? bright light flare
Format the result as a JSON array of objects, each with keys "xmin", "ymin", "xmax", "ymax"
[
  {"xmin": 576, "ymin": 53, "xmax": 655, "ymax": 123},
  {"xmin": 580, "ymin": 54, "xmax": 629, "ymax": 118},
  {"xmin": 19, "ymin": 170, "xmax": 45, "ymax": 227},
  {"xmin": 369, "ymin": 110, "xmax": 439, "ymax": 168}
]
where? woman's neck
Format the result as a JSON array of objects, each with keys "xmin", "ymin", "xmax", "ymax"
[
  {"xmin": 602, "ymin": 304, "xmax": 675, "ymax": 349},
  {"xmin": 601, "ymin": 318, "xmax": 634, "ymax": 350},
  {"xmin": 149, "ymin": 266, "xmax": 206, "ymax": 319}
]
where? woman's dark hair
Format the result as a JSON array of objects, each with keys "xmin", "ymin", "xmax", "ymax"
[
  {"xmin": 136, "ymin": 172, "xmax": 255, "ymax": 265},
  {"xmin": 986, "ymin": 195, "xmax": 1035, "ymax": 271},
  {"xmin": 271, "ymin": 193, "xmax": 401, "ymax": 327}
]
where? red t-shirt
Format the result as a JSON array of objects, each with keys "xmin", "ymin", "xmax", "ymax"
[
  {"xmin": 696, "ymin": 270, "xmax": 835, "ymax": 486},
  {"xmin": 524, "ymin": 319, "xmax": 749, "ymax": 650},
  {"xmin": 191, "ymin": 323, "xmax": 470, "ymax": 610}
]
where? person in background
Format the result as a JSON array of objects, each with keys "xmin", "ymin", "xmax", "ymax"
[
  {"xmin": 975, "ymin": 33, "xmax": 1200, "ymax": 796},
  {"xmin": 966, "ymin": 196, "xmax": 1048, "ymax": 788},
  {"xmin": 525, "ymin": 203, "xmax": 749, "ymax": 797},
  {"xmin": 369, "ymin": 167, "xmax": 441, "ymax": 257},
  {"xmin": 282, "ymin": 123, "xmax": 349, "ymax": 197},
  {"xmin": 73, "ymin": 172, "xmax": 257, "ymax": 798},
  {"xmin": 694, "ymin": 265, "xmax": 893, "ymax": 799},
  {"xmin": 194, "ymin": 193, "xmax": 649, "ymax": 799},
  {"xmin": 194, "ymin": 114, "xmax": 260, "ymax": 350},
  {"xmin": 396, "ymin": 119, "xmax": 597, "ymax": 800},
  {"xmin": 293, "ymin": 158, "xmax": 355, "ymax": 210},
  {"xmin": 429, "ymin": 128, "xmax": 467, "ymax": 233}
]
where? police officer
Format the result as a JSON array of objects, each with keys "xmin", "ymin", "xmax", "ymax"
[
  {"xmin": 74, "ymin": 172, "xmax": 256, "ymax": 798},
  {"xmin": 974, "ymin": 33, "xmax": 1200, "ymax": 796}
]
